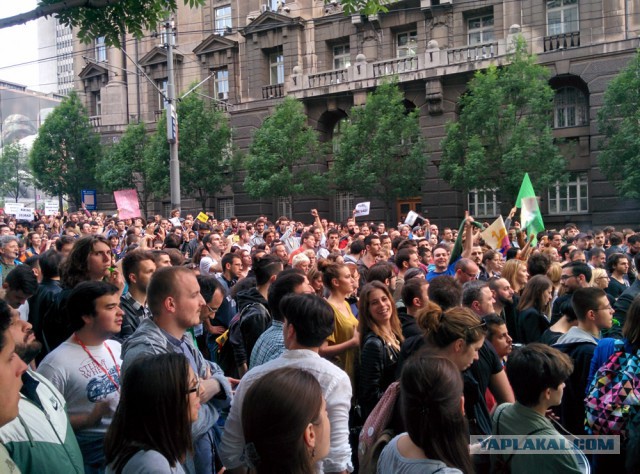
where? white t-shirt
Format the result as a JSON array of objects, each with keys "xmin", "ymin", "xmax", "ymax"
[{"xmin": 37, "ymin": 339, "xmax": 122, "ymax": 434}]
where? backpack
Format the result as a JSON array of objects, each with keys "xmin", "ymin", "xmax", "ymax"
[
  {"xmin": 585, "ymin": 338, "xmax": 640, "ymax": 440},
  {"xmin": 215, "ymin": 302, "xmax": 269, "ymax": 377},
  {"xmin": 357, "ymin": 381, "xmax": 400, "ymax": 474}
]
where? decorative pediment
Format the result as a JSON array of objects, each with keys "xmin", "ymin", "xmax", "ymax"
[
  {"xmin": 240, "ymin": 11, "xmax": 304, "ymax": 36},
  {"xmin": 193, "ymin": 34, "xmax": 238, "ymax": 58},
  {"xmin": 78, "ymin": 62, "xmax": 108, "ymax": 81},
  {"xmin": 139, "ymin": 46, "xmax": 183, "ymax": 68}
]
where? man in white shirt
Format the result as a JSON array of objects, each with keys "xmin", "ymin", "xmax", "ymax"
[
  {"xmin": 220, "ymin": 293, "xmax": 352, "ymax": 474},
  {"xmin": 37, "ymin": 281, "xmax": 123, "ymax": 473}
]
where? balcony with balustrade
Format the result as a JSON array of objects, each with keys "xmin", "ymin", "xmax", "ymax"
[{"xmin": 288, "ymin": 35, "xmax": 509, "ymax": 100}]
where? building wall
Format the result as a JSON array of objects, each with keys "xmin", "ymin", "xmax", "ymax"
[{"xmin": 76, "ymin": 0, "xmax": 640, "ymax": 227}]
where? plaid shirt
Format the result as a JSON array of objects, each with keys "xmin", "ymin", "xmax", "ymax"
[{"xmin": 249, "ymin": 320, "xmax": 285, "ymax": 369}]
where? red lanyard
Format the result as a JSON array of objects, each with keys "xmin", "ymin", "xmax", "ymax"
[{"xmin": 74, "ymin": 335, "xmax": 121, "ymax": 392}]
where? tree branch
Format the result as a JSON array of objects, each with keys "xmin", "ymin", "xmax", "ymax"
[{"xmin": 0, "ymin": 0, "xmax": 118, "ymax": 29}]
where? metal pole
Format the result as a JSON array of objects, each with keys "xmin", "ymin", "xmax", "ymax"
[{"xmin": 165, "ymin": 19, "xmax": 181, "ymax": 211}]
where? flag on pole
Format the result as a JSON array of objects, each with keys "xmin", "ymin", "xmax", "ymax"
[
  {"xmin": 515, "ymin": 173, "xmax": 544, "ymax": 244},
  {"xmin": 480, "ymin": 215, "xmax": 511, "ymax": 254}
]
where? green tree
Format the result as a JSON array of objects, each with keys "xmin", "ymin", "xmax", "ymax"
[
  {"xmin": 597, "ymin": 49, "xmax": 640, "ymax": 200},
  {"xmin": 0, "ymin": 143, "xmax": 33, "ymax": 202},
  {"xmin": 440, "ymin": 37, "xmax": 566, "ymax": 202},
  {"xmin": 29, "ymin": 91, "xmax": 101, "ymax": 209},
  {"xmin": 178, "ymin": 93, "xmax": 239, "ymax": 210},
  {"xmin": 244, "ymin": 97, "xmax": 327, "ymax": 215},
  {"xmin": 96, "ymin": 122, "xmax": 159, "ymax": 216},
  {"xmin": 332, "ymin": 81, "xmax": 428, "ymax": 222},
  {"xmin": 0, "ymin": 0, "xmax": 206, "ymax": 46},
  {"xmin": 143, "ymin": 111, "xmax": 171, "ymax": 200}
]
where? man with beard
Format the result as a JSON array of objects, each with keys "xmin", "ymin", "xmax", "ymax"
[
  {"xmin": 489, "ymin": 277, "xmax": 518, "ymax": 342},
  {"xmin": 0, "ymin": 304, "xmax": 84, "ymax": 473}
]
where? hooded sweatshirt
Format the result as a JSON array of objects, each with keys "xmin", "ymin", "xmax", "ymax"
[
  {"xmin": 554, "ymin": 326, "xmax": 599, "ymax": 434},
  {"xmin": 231, "ymin": 288, "xmax": 271, "ymax": 368}
]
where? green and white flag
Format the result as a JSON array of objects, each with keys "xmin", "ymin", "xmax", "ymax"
[{"xmin": 515, "ymin": 173, "xmax": 544, "ymax": 244}]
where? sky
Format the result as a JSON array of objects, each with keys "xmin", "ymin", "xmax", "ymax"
[{"xmin": 0, "ymin": 1, "xmax": 42, "ymax": 89}]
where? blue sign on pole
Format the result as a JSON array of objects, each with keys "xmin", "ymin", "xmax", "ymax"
[{"xmin": 81, "ymin": 190, "xmax": 97, "ymax": 211}]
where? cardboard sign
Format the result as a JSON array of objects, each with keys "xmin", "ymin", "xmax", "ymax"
[
  {"xmin": 17, "ymin": 207, "xmax": 34, "ymax": 221},
  {"xmin": 113, "ymin": 189, "xmax": 141, "ymax": 219},
  {"xmin": 44, "ymin": 201, "xmax": 59, "ymax": 216},
  {"xmin": 354, "ymin": 202, "xmax": 370, "ymax": 217},
  {"xmin": 4, "ymin": 202, "xmax": 23, "ymax": 215},
  {"xmin": 196, "ymin": 212, "xmax": 209, "ymax": 223}
]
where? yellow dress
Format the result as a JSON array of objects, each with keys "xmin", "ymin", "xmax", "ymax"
[{"xmin": 327, "ymin": 300, "xmax": 359, "ymax": 390}]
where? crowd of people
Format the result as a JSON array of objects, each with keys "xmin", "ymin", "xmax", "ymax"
[{"xmin": 0, "ymin": 205, "xmax": 639, "ymax": 473}]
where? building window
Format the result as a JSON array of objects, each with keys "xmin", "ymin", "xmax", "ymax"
[
  {"xmin": 156, "ymin": 78, "xmax": 168, "ymax": 110},
  {"xmin": 467, "ymin": 15, "xmax": 494, "ymax": 45},
  {"xmin": 468, "ymin": 189, "xmax": 500, "ymax": 218},
  {"xmin": 333, "ymin": 44, "xmax": 351, "ymax": 70},
  {"xmin": 332, "ymin": 118, "xmax": 348, "ymax": 155},
  {"xmin": 217, "ymin": 197, "xmax": 234, "ymax": 219},
  {"xmin": 554, "ymin": 87, "xmax": 587, "ymax": 128},
  {"xmin": 91, "ymin": 91, "xmax": 101, "ymax": 116},
  {"xmin": 335, "ymin": 192, "xmax": 354, "ymax": 223},
  {"xmin": 214, "ymin": 68, "xmax": 229, "ymax": 100},
  {"xmin": 396, "ymin": 31, "xmax": 417, "ymax": 58},
  {"xmin": 277, "ymin": 197, "xmax": 292, "ymax": 218},
  {"xmin": 269, "ymin": 48, "xmax": 284, "ymax": 85},
  {"xmin": 548, "ymin": 173, "xmax": 588, "ymax": 214},
  {"xmin": 547, "ymin": 0, "xmax": 579, "ymax": 35},
  {"xmin": 214, "ymin": 6, "xmax": 232, "ymax": 33},
  {"xmin": 95, "ymin": 36, "xmax": 107, "ymax": 61}
]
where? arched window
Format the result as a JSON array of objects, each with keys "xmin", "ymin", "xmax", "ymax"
[
  {"xmin": 332, "ymin": 117, "xmax": 348, "ymax": 155},
  {"xmin": 554, "ymin": 86, "xmax": 587, "ymax": 128}
]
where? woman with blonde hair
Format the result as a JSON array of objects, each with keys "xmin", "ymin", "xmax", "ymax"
[
  {"xmin": 501, "ymin": 259, "xmax": 529, "ymax": 295},
  {"xmin": 357, "ymin": 281, "xmax": 404, "ymax": 419}
]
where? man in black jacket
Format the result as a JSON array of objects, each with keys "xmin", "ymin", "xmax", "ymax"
[
  {"xmin": 27, "ymin": 250, "xmax": 63, "ymax": 364},
  {"xmin": 230, "ymin": 254, "xmax": 282, "ymax": 377},
  {"xmin": 114, "ymin": 250, "xmax": 155, "ymax": 342}
]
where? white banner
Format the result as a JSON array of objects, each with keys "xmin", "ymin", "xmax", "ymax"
[
  {"xmin": 354, "ymin": 201, "xmax": 370, "ymax": 217},
  {"xmin": 44, "ymin": 201, "xmax": 59, "ymax": 216},
  {"xmin": 4, "ymin": 202, "xmax": 23, "ymax": 215},
  {"xmin": 17, "ymin": 207, "xmax": 35, "ymax": 221}
]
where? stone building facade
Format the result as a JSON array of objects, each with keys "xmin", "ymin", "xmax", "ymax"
[{"xmin": 74, "ymin": 0, "xmax": 640, "ymax": 228}]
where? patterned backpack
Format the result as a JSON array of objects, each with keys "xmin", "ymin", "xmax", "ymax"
[{"xmin": 584, "ymin": 339, "xmax": 640, "ymax": 439}]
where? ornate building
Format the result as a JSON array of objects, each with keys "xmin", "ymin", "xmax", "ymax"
[{"xmin": 74, "ymin": 0, "xmax": 640, "ymax": 227}]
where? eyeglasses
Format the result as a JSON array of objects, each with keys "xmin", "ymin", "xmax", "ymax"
[
  {"xmin": 206, "ymin": 304, "xmax": 218, "ymax": 315},
  {"xmin": 187, "ymin": 376, "xmax": 201, "ymax": 394},
  {"xmin": 560, "ymin": 274, "xmax": 575, "ymax": 281},
  {"xmin": 597, "ymin": 305, "xmax": 614, "ymax": 312}
]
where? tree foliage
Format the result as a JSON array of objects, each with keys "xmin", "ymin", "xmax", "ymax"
[
  {"xmin": 0, "ymin": 0, "xmax": 205, "ymax": 46},
  {"xmin": 332, "ymin": 81, "xmax": 428, "ymax": 220},
  {"xmin": 334, "ymin": 0, "xmax": 389, "ymax": 15},
  {"xmin": 29, "ymin": 91, "xmax": 101, "ymax": 208},
  {"xmin": 96, "ymin": 122, "xmax": 160, "ymax": 217},
  {"xmin": 244, "ymin": 97, "xmax": 327, "ymax": 215},
  {"xmin": 440, "ymin": 37, "xmax": 566, "ymax": 202},
  {"xmin": 597, "ymin": 49, "xmax": 640, "ymax": 200},
  {"xmin": 177, "ymin": 93, "xmax": 239, "ymax": 210},
  {"xmin": 0, "ymin": 143, "xmax": 33, "ymax": 202}
]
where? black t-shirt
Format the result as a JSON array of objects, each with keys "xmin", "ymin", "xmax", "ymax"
[{"xmin": 470, "ymin": 340, "xmax": 503, "ymax": 396}]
